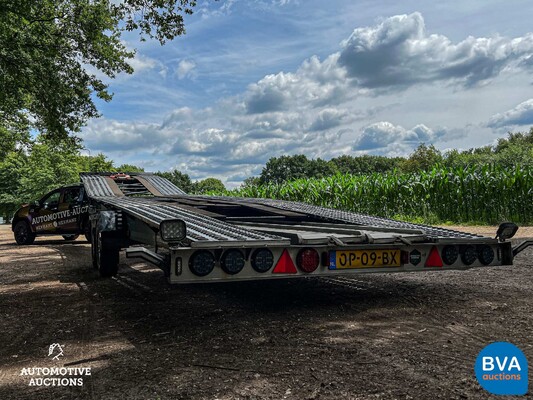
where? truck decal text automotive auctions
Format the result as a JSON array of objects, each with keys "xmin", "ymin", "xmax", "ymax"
[{"xmin": 31, "ymin": 206, "xmax": 88, "ymax": 225}]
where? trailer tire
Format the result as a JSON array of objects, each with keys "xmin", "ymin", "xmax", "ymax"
[
  {"xmin": 83, "ymin": 219, "xmax": 91, "ymax": 243},
  {"xmin": 14, "ymin": 221, "xmax": 36, "ymax": 245},
  {"xmin": 62, "ymin": 234, "xmax": 79, "ymax": 241},
  {"xmin": 96, "ymin": 232, "xmax": 119, "ymax": 278}
]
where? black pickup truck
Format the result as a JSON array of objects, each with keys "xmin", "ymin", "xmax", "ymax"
[{"xmin": 11, "ymin": 184, "xmax": 91, "ymax": 245}]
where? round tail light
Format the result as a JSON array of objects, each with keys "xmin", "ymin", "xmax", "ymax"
[
  {"xmin": 221, "ymin": 249, "xmax": 245, "ymax": 275},
  {"xmin": 477, "ymin": 245, "xmax": 494, "ymax": 265},
  {"xmin": 189, "ymin": 250, "xmax": 215, "ymax": 276},
  {"xmin": 441, "ymin": 245, "xmax": 459, "ymax": 265},
  {"xmin": 461, "ymin": 245, "xmax": 477, "ymax": 266},
  {"xmin": 251, "ymin": 248, "xmax": 274, "ymax": 273},
  {"xmin": 296, "ymin": 248, "xmax": 320, "ymax": 273}
]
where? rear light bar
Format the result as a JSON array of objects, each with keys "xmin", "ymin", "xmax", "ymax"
[{"xmin": 181, "ymin": 242, "xmax": 503, "ymax": 281}]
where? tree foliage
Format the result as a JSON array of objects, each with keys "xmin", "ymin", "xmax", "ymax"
[
  {"xmin": 156, "ymin": 170, "xmax": 193, "ymax": 193},
  {"xmin": 193, "ymin": 178, "xmax": 226, "ymax": 194},
  {"xmin": 400, "ymin": 144, "xmax": 444, "ymax": 172},
  {"xmin": 259, "ymin": 154, "xmax": 403, "ymax": 184},
  {"xmin": 117, "ymin": 164, "xmax": 145, "ymax": 172},
  {"xmin": 259, "ymin": 155, "xmax": 335, "ymax": 184},
  {"xmin": 330, "ymin": 154, "xmax": 403, "ymax": 174},
  {"xmin": 443, "ymin": 127, "xmax": 533, "ymax": 169},
  {"xmin": 0, "ymin": 0, "xmax": 202, "ymax": 142}
]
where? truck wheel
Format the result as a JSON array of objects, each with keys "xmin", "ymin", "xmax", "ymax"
[
  {"xmin": 95, "ymin": 232, "xmax": 120, "ymax": 277},
  {"xmin": 14, "ymin": 221, "xmax": 36, "ymax": 245},
  {"xmin": 62, "ymin": 234, "xmax": 79, "ymax": 241}
]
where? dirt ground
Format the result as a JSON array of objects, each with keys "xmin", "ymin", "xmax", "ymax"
[{"xmin": 0, "ymin": 224, "xmax": 531, "ymax": 400}]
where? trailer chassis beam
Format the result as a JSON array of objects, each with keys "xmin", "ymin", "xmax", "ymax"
[{"xmin": 513, "ymin": 240, "xmax": 533, "ymax": 256}]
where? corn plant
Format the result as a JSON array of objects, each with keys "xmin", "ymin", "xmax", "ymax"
[{"xmin": 221, "ymin": 165, "xmax": 533, "ymax": 224}]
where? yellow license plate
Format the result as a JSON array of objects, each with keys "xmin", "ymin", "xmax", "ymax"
[{"xmin": 330, "ymin": 249, "xmax": 401, "ymax": 269}]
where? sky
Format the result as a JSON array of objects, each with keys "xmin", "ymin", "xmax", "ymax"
[{"xmin": 81, "ymin": 0, "xmax": 533, "ymax": 187}]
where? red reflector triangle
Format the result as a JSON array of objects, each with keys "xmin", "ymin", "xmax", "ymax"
[
  {"xmin": 425, "ymin": 246, "xmax": 443, "ymax": 268},
  {"xmin": 272, "ymin": 249, "xmax": 297, "ymax": 274}
]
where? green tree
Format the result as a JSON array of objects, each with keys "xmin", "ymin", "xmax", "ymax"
[
  {"xmin": 193, "ymin": 178, "xmax": 225, "ymax": 194},
  {"xmin": 117, "ymin": 164, "xmax": 145, "ymax": 172},
  {"xmin": 259, "ymin": 155, "xmax": 313, "ymax": 184},
  {"xmin": 0, "ymin": 0, "xmax": 202, "ymax": 141},
  {"xmin": 308, "ymin": 158, "xmax": 338, "ymax": 179},
  {"xmin": 78, "ymin": 153, "xmax": 115, "ymax": 172},
  {"xmin": 156, "ymin": 170, "xmax": 193, "ymax": 193},
  {"xmin": 18, "ymin": 138, "xmax": 82, "ymax": 202},
  {"xmin": 0, "ymin": 150, "xmax": 27, "ymax": 218},
  {"xmin": 443, "ymin": 128, "xmax": 533, "ymax": 169},
  {"xmin": 330, "ymin": 154, "xmax": 403, "ymax": 174},
  {"xmin": 400, "ymin": 144, "xmax": 444, "ymax": 172}
]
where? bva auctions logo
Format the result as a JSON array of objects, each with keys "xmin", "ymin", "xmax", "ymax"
[
  {"xmin": 48, "ymin": 343, "xmax": 64, "ymax": 360},
  {"xmin": 475, "ymin": 342, "xmax": 528, "ymax": 396}
]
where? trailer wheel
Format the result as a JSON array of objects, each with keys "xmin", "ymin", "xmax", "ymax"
[
  {"xmin": 14, "ymin": 221, "xmax": 36, "ymax": 245},
  {"xmin": 62, "ymin": 234, "xmax": 79, "ymax": 241},
  {"xmin": 95, "ymin": 232, "xmax": 119, "ymax": 277},
  {"xmin": 83, "ymin": 219, "xmax": 91, "ymax": 243}
]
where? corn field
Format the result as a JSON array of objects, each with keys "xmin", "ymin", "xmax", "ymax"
[{"xmin": 226, "ymin": 166, "xmax": 533, "ymax": 224}]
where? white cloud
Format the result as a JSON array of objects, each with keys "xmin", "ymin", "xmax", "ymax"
[
  {"xmin": 338, "ymin": 12, "xmax": 533, "ymax": 89},
  {"xmin": 487, "ymin": 99, "xmax": 533, "ymax": 128},
  {"xmin": 176, "ymin": 59, "xmax": 197, "ymax": 79},
  {"xmin": 354, "ymin": 122, "xmax": 448, "ymax": 152},
  {"xmin": 128, "ymin": 54, "xmax": 158, "ymax": 73},
  {"xmin": 243, "ymin": 53, "xmax": 349, "ymax": 114},
  {"xmin": 82, "ymin": 118, "xmax": 166, "ymax": 152},
  {"xmin": 309, "ymin": 108, "xmax": 349, "ymax": 132}
]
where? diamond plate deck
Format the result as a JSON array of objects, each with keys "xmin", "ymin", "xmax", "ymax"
[
  {"xmin": 92, "ymin": 196, "xmax": 288, "ymax": 245},
  {"xmin": 199, "ymin": 196, "xmax": 482, "ymax": 239}
]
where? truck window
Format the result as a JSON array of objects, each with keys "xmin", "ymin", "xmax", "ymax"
[
  {"xmin": 62, "ymin": 187, "xmax": 82, "ymax": 204},
  {"xmin": 41, "ymin": 191, "xmax": 61, "ymax": 208}
]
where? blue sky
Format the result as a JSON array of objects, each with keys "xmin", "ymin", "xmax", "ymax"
[{"xmin": 81, "ymin": 0, "xmax": 533, "ymax": 186}]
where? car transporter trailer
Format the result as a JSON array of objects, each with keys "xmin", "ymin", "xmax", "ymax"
[{"xmin": 81, "ymin": 172, "xmax": 533, "ymax": 283}]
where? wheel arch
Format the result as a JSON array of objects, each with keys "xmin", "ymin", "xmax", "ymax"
[{"xmin": 11, "ymin": 216, "xmax": 33, "ymax": 232}]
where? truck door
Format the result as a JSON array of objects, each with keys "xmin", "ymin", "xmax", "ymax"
[
  {"xmin": 58, "ymin": 186, "xmax": 87, "ymax": 232},
  {"xmin": 31, "ymin": 189, "xmax": 61, "ymax": 233}
]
